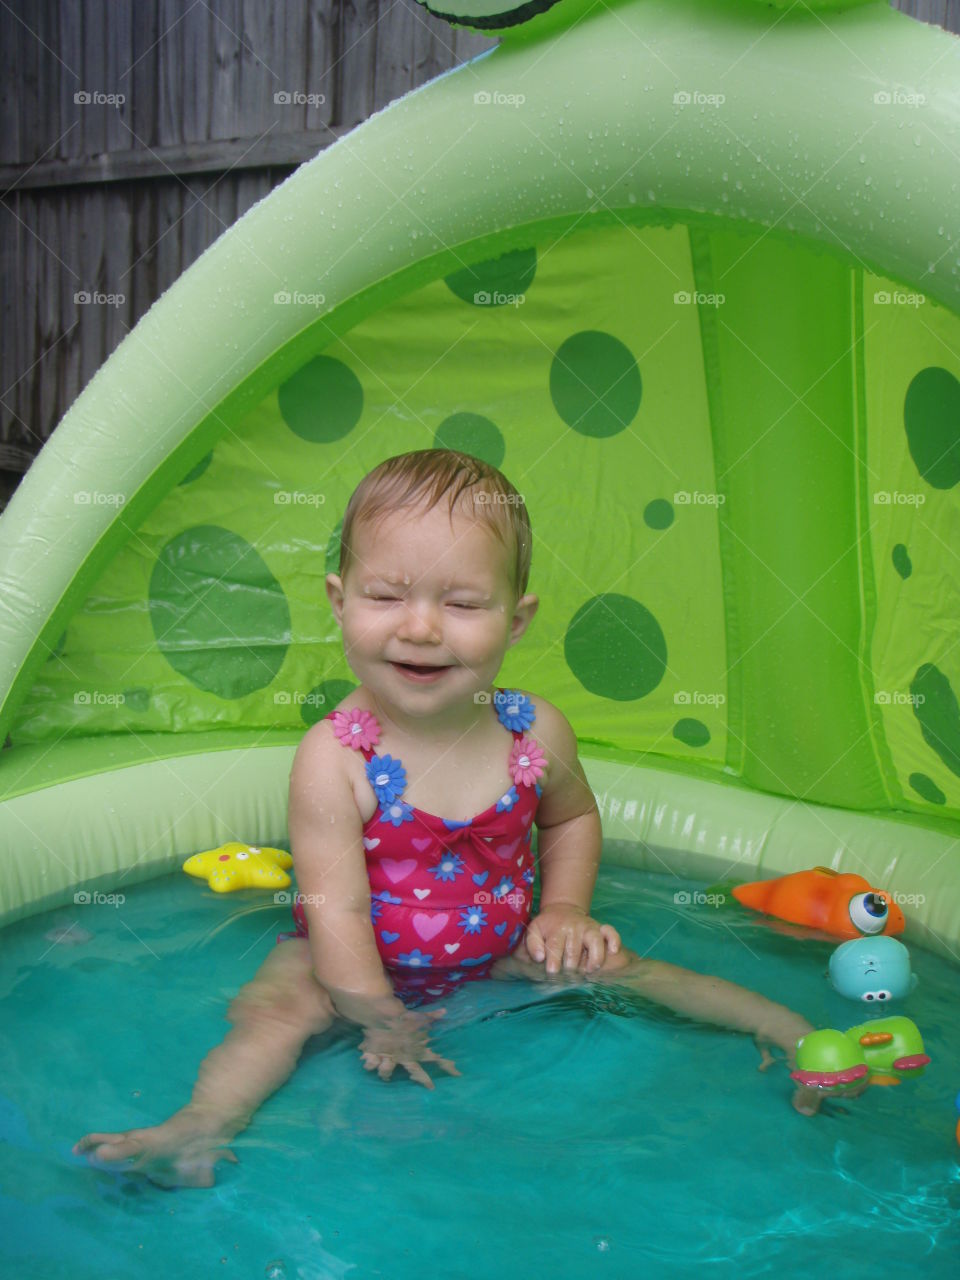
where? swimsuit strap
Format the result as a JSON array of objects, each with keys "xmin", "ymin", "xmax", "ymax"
[{"xmin": 325, "ymin": 687, "xmax": 536, "ymax": 760}]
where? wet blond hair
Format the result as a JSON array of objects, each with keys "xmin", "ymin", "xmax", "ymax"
[{"xmin": 338, "ymin": 449, "xmax": 532, "ymax": 600}]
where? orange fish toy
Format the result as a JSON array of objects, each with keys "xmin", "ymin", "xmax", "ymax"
[{"xmin": 731, "ymin": 866, "xmax": 905, "ymax": 939}]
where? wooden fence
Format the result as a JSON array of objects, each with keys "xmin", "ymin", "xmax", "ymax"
[{"xmin": 0, "ymin": 0, "xmax": 957, "ymax": 506}]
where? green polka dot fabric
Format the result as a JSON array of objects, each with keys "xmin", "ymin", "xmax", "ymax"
[{"xmin": 10, "ymin": 221, "xmax": 960, "ymax": 825}]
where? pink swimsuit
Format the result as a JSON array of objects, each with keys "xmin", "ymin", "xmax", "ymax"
[{"xmin": 278, "ymin": 688, "xmax": 548, "ymax": 1008}]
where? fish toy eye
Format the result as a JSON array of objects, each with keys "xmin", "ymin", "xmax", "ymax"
[{"xmin": 849, "ymin": 892, "xmax": 888, "ymax": 935}]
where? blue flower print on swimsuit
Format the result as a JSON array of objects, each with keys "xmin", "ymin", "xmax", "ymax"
[
  {"xmin": 370, "ymin": 888, "xmax": 402, "ymax": 923},
  {"xmin": 428, "ymin": 851, "xmax": 466, "ymax": 883},
  {"xmin": 522, "ymin": 866, "xmax": 535, "ymax": 887},
  {"xmin": 494, "ymin": 689, "xmax": 535, "ymax": 733},
  {"xmin": 492, "ymin": 876, "xmax": 515, "ymax": 899},
  {"xmin": 379, "ymin": 799, "xmax": 415, "ymax": 828},
  {"xmin": 509, "ymin": 923, "xmax": 524, "ymax": 948},
  {"xmin": 397, "ymin": 947, "xmax": 433, "ymax": 967},
  {"xmin": 366, "ymin": 754, "xmax": 406, "ymax": 805},
  {"xmin": 441, "ymin": 817, "xmax": 472, "ymax": 831},
  {"xmin": 495, "ymin": 785, "xmax": 520, "ymax": 814},
  {"xmin": 459, "ymin": 904, "xmax": 488, "ymax": 934}
]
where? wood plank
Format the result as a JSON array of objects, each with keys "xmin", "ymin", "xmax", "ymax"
[
  {"xmin": 130, "ymin": 0, "xmax": 159, "ymax": 151},
  {"xmin": 57, "ymin": 0, "xmax": 84, "ymax": 161},
  {"xmin": 304, "ymin": 0, "xmax": 335, "ymax": 131},
  {"xmin": 337, "ymin": 0, "xmax": 380, "ymax": 128},
  {"xmin": 156, "ymin": 0, "xmax": 184, "ymax": 147},
  {"xmin": 240, "ymin": 0, "xmax": 277, "ymax": 139},
  {"xmin": 102, "ymin": 184, "xmax": 133, "ymax": 368},
  {"xmin": 0, "ymin": 6, "xmax": 21, "ymax": 165},
  {"xmin": 104, "ymin": 0, "xmax": 134, "ymax": 154},
  {"xmin": 80, "ymin": 0, "xmax": 108, "ymax": 162},
  {"xmin": 37, "ymin": 195, "xmax": 62, "ymax": 438},
  {"xmin": 58, "ymin": 192, "xmax": 83, "ymax": 426},
  {"xmin": 210, "ymin": 0, "xmax": 241, "ymax": 141},
  {"xmin": 0, "ymin": 126, "xmax": 356, "ymax": 189},
  {"xmin": 182, "ymin": 0, "xmax": 213, "ymax": 144}
]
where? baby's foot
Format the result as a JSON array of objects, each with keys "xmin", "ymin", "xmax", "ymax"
[{"xmin": 73, "ymin": 1110, "xmax": 238, "ymax": 1188}]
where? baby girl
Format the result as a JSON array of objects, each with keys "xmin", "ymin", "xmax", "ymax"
[{"xmin": 74, "ymin": 448, "xmax": 827, "ymax": 1187}]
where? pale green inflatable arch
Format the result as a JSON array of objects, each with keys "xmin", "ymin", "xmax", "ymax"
[{"xmin": 2, "ymin": 0, "xmax": 960, "ymax": 961}]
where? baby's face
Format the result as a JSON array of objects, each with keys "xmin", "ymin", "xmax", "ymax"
[{"xmin": 326, "ymin": 501, "xmax": 537, "ymax": 711}]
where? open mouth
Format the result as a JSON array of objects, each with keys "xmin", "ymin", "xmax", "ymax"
[{"xmin": 391, "ymin": 661, "xmax": 451, "ymax": 680}]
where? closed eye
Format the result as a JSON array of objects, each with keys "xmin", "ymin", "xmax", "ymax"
[{"xmin": 370, "ymin": 597, "xmax": 478, "ymax": 609}]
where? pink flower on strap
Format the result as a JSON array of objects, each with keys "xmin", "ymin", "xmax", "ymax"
[
  {"xmin": 330, "ymin": 708, "xmax": 381, "ymax": 751},
  {"xmin": 509, "ymin": 735, "xmax": 548, "ymax": 787}
]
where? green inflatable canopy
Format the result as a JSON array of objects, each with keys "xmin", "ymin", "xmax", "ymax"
[{"xmin": 2, "ymin": 0, "xmax": 959, "ymax": 960}]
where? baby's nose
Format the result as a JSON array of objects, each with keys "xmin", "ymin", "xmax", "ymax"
[{"xmin": 396, "ymin": 600, "xmax": 442, "ymax": 638}]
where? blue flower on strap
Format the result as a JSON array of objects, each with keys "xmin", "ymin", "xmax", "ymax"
[
  {"xmin": 495, "ymin": 785, "xmax": 520, "ymax": 813},
  {"xmin": 494, "ymin": 689, "xmax": 535, "ymax": 732},
  {"xmin": 379, "ymin": 800, "xmax": 415, "ymax": 828},
  {"xmin": 366, "ymin": 754, "xmax": 406, "ymax": 805}
]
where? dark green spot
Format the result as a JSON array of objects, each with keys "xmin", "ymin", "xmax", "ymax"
[
  {"xmin": 564, "ymin": 594, "xmax": 667, "ymax": 700},
  {"xmin": 550, "ymin": 331, "xmax": 641, "ymax": 438},
  {"xmin": 300, "ymin": 679, "xmax": 356, "ymax": 728},
  {"xmin": 444, "ymin": 247, "xmax": 537, "ymax": 307},
  {"xmin": 149, "ymin": 526, "xmax": 291, "ymax": 700},
  {"xmin": 673, "ymin": 718, "xmax": 710, "ymax": 748},
  {"xmin": 279, "ymin": 356, "xmax": 363, "ymax": 443},
  {"xmin": 891, "ymin": 543, "xmax": 912, "ymax": 580},
  {"xmin": 121, "ymin": 687, "xmax": 150, "ymax": 713},
  {"xmin": 910, "ymin": 662, "xmax": 960, "ymax": 777},
  {"xmin": 178, "ymin": 452, "xmax": 213, "ymax": 486},
  {"xmin": 644, "ymin": 499, "xmax": 674, "ymax": 530},
  {"xmin": 903, "ymin": 366, "xmax": 960, "ymax": 489},
  {"xmin": 909, "ymin": 772, "xmax": 945, "ymax": 804},
  {"xmin": 435, "ymin": 414, "xmax": 505, "ymax": 468}
]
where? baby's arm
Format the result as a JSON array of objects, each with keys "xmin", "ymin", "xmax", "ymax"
[
  {"xmin": 527, "ymin": 704, "xmax": 620, "ymax": 972},
  {"xmin": 289, "ymin": 726, "xmax": 459, "ymax": 1086}
]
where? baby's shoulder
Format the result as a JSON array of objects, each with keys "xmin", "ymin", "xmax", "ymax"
[{"xmin": 502, "ymin": 688, "xmax": 564, "ymax": 739}]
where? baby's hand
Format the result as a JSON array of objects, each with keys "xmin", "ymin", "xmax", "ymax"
[
  {"xmin": 525, "ymin": 904, "xmax": 621, "ymax": 975},
  {"xmin": 754, "ymin": 1017, "xmax": 870, "ymax": 1116},
  {"xmin": 358, "ymin": 1007, "xmax": 461, "ymax": 1089}
]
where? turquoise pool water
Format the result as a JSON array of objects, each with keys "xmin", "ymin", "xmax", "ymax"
[{"xmin": 1, "ymin": 860, "xmax": 958, "ymax": 1279}]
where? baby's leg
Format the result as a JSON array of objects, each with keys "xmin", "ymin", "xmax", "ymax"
[
  {"xmin": 74, "ymin": 939, "xmax": 335, "ymax": 1187},
  {"xmin": 489, "ymin": 946, "xmax": 825, "ymax": 1114}
]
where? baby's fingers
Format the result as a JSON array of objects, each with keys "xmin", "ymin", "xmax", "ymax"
[
  {"xmin": 73, "ymin": 1132, "xmax": 143, "ymax": 1164},
  {"xmin": 424, "ymin": 1049, "xmax": 462, "ymax": 1077},
  {"xmin": 600, "ymin": 924, "xmax": 621, "ymax": 953},
  {"xmin": 401, "ymin": 1061, "xmax": 436, "ymax": 1090}
]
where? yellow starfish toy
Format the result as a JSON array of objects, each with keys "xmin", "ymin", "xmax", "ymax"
[{"xmin": 182, "ymin": 842, "xmax": 293, "ymax": 893}]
